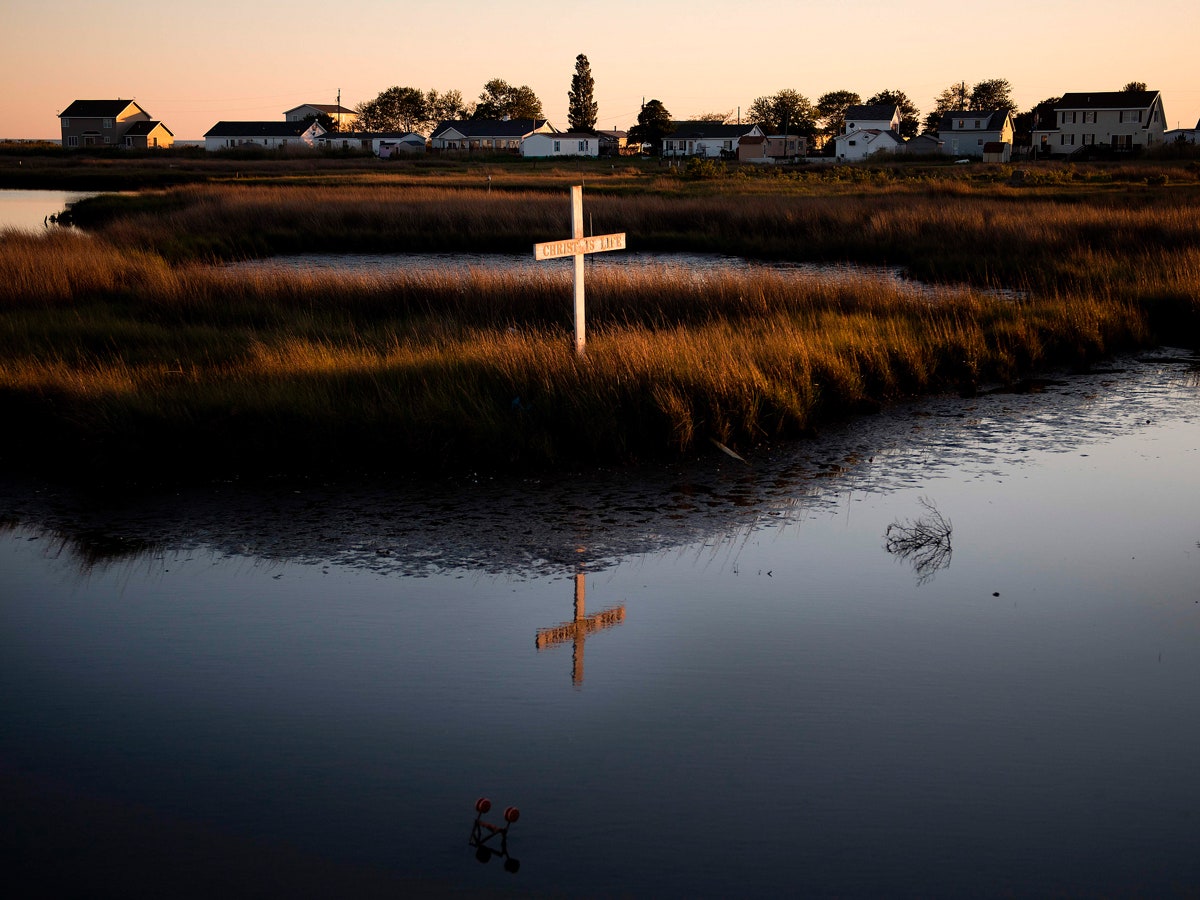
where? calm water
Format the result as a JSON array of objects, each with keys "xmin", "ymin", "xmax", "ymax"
[
  {"xmin": 0, "ymin": 189, "xmax": 95, "ymax": 231},
  {"xmin": 3, "ymin": 351, "xmax": 1200, "ymax": 897}
]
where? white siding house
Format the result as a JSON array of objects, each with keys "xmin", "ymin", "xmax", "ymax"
[
  {"xmin": 204, "ymin": 120, "xmax": 325, "ymax": 151},
  {"xmin": 430, "ymin": 119, "xmax": 555, "ymax": 151},
  {"xmin": 661, "ymin": 122, "xmax": 765, "ymax": 158},
  {"xmin": 834, "ymin": 104, "xmax": 903, "ymax": 161},
  {"xmin": 936, "ymin": 110, "xmax": 1014, "ymax": 159},
  {"xmin": 1032, "ymin": 91, "xmax": 1167, "ymax": 156},
  {"xmin": 314, "ymin": 131, "xmax": 427, "ymax": 156},
  {"xmin": 284, "ymin": 103, "xmax": 356, "ymax": 130},
  {"xmin": 520, "ymin": 133, "xmax": 599, "ymax": 158}
]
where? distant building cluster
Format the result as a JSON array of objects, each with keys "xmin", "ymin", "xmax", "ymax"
[{"xmin": 57, "ymin": 90, "xmax": 1195, "ymax": 161}]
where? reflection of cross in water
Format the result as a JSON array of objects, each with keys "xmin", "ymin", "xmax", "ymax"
[{"xmin": 535, "ymin": 571, "xmax": 625, "ymax": 685}]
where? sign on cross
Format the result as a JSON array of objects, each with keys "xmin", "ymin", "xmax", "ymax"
[
  {"xmin": 533, "ymin": 185, "xmax": 626, "ymax": 356},
  {"xmin": 535, "ymin": 571, "xmax": 626, "ymax": 685}
]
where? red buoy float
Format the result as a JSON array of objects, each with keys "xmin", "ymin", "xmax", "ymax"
[
  {"xmin": 475, "ymin": 797, "xmax": 492, "ymax": 814},
  {"xmin": 503, "ymin": 806, "xmax": 520, "ymax": 824}
]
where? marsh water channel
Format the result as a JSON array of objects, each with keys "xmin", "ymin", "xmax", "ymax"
[{"xmin": 3, "ymin": 350, "xmax": 1200, "ymax": 896}]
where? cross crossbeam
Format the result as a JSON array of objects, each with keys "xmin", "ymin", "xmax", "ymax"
[{"xmin": 532, "ymin": 185, "xmax": 627, "ymax": 356}]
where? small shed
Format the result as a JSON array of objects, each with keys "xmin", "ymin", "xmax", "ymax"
[{"xmin": 982, "ymin": 141, "xmax": 1012, "ymax": 163}]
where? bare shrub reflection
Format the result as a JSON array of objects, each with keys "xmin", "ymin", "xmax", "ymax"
[{"xmin": 885, "ymin": 497, "xmax": 953, "ymax": 584}]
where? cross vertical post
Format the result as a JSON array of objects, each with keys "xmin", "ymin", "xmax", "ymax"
[
  {"xmin": 571, "ymin": 185, "xmax": 586, "ymax": 356},
  {"xmin": 534, "ymin": 566, "xmax": 626, "ymax": 686},
  {"xmin": 533, "ymin": 186, "xmax": 626, "ymax": 358}
]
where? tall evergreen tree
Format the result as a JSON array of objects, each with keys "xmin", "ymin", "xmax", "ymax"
[{"xmin": 568, "ymin": 54, "xmax": 598, "ymax": 132}]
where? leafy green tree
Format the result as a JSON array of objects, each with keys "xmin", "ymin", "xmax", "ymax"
[
  {"xmin": 1121, "ymin": 81, "xmax": 1148, "ymax": 92},
  {"xmin": 473, "ymin": 78, "xmax": 544, "ymax": 121},
  {"xmin": 354, "ymin": 86, "xmax": 428, "ymax": 133},
  {"xmin": 816, "ymin": 90, "xmax": 862, "ymax": 140},
  {"xmin": 425, "ymin": 89, "xmax": 467, "ymax": 128},
  {"xmin": 866, "ymin": 89, "xmax": 920, "ymax": 138},
  {"xmin": 923, "ymin": 83, "xmax": 969, "ymax": 133},
  {"xmin": 969, "ymin": 78, "xmax": 1016, "ymax": 112},
  {"xmin": 748, "ymin": 90, "xmax": 816, "ymax": 136},
  {"xmin": 568, "ymin": 54, "xmax": 598, "ymax": 131},
  {"xmin": 627, "ymin": 99, "xmax": 673, "ymax": 154}
]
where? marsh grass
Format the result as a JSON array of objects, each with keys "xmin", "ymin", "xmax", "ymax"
[{"xmin": 1, "ymin": 211, "xmax": 1178, "ymax": 481}]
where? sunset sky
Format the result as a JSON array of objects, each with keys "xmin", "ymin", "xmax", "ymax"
[{"xmin": 4, "ymin": 0, "xmax": 1198, "ymax": 140}]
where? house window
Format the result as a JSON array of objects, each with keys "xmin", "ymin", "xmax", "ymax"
[
  {"xmin": 62, "ymin": 118, "xmax": 69, "ymax": 129},
  {"xmin": 103, "ymin": 118, "xmax": 114, "ymax": 129},
  {"xmin": 957, "ymin": 119, "xmax": 964, "ymax": 128},
  {"xmin": 723, "ymin": 140, "xmax": 732, "ymax": 150},
  {"xmin": 978, "ymin": 138, "xmax": 983, "ymax": 145},
  {"xmin": 1084, "ymin": 111, "xmax": 1096, "ymax": 123},
  {"xmin": 66, "ymin": 135, "xmax": 78, "ymax": 147},
  {"xmin": 152, "ymin": 137, "xmax": 158, "ymax": 148},
  {"xmin": 848, "ymin": 140, "xmax": 857, "ymax": 146},
  {"xmin": 974, "ymin": 120, "xmax": 981, "ymax": 128},
  {"xmin": 578, "ymin": 140, "xmax": 587, "ymax": 151},
  {"xmin": 554, "ymin": 140, "xmax": 561, "ymax": 152}
]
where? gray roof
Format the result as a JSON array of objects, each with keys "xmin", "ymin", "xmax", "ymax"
[
  {"xmin": 60, "ymin": 99, "xmax": 146, "ymax": 119},
  {"xmin": 845, "ymin": 105, "xmax": 898, "ymax": 122},
  {"xmin": 937, "ymin": 110, "xmax": 1011, "ymax": 131},
  {"xmin": 204, "ymin": 120, "xmax": 321, "ymax": 138},
  {"xmin": 123, "ymin": 120, "xmax": 173, "ymax": 137},
  {"xmin": 285, "ymin": 103, "xmax": 355, "ymax": 116},
  {"xmin": 431, "ymin": 119, "xmax": 551, "ymax": 139},
  {"xmin": 1057, "ymin": 91, "xmax": 1159, "ymax": 110},
  {"xmin": 667, "ymin": 121, "xmax": 759, "ymax": 139}
]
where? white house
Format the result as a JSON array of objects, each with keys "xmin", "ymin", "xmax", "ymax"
[
  {"xmin": 430, "ymin": 119, "xmax": 555, "ymax": 151},
  {"xmin": 284, "ymin": 103, "xmax": 356, "ymax": 130},
  {"xmin": 204, "ymin": 120, "xmax": 325, "ymax": 151},
  {"xmin": 314, "ymin": 131, "xmax": 427, "ymax": 156},
  {"xmin": 936, "ymin": 110, "xmax": 1014, "ymax": 160},
  {"xmin": 834, "ymin": 104, "xmax": 903, "ymax": 161},
  {"xmin": 1031, "ymin": 90, "xmax": 1167, "ymax": 156},
  {"xmin": 520, "ymin": 132, "xmax": 599, "ymax": 158},
  {"xmin": 1164, "ymin": 119, "xmax": 1199, "ymax": 145},
  {"xmin": 661, "ymin": 122, "xmax": 765, "ymax": 158}
]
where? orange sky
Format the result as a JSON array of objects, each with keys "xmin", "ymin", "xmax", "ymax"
[{"xmin": 3, "ymin": 0, "xmax": 1197, "ymax": 140}]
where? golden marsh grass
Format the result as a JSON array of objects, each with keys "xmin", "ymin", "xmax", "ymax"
[{"xmin": 2, "ymin": 171, "xmax": 1197, "ymax": 480}]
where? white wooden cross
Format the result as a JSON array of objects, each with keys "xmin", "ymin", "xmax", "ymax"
[{"xmin": 533, "ymin": 185, "xmax": 626, "ymax": 356}]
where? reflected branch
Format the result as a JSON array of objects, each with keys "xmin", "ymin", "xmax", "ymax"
[{"xmin": 885, "ymin": 496, "xmax": 953, "ymax": 584}]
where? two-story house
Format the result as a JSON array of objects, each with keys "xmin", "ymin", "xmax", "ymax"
[
  {"xmin": 1032, "ymin": 91, "xmax": 1167, "ymax": 156},
  {"xmin": 834, "ymin": 105, "xmax": 903, "ymax": 161},
  {"xmin": 936, "ymin": 110, "xmax": 1014, "ymax": 160},
  {"xmin": 661, "ymin": 122, "xmax": 765, "ymax": 159},
  {"xmin": 284, "ymin": 103, "xmax": 356, "ymax": 131},
  {"xmin": 58, "ymin": 99, "xmax": 173, "ymax": 149}
]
